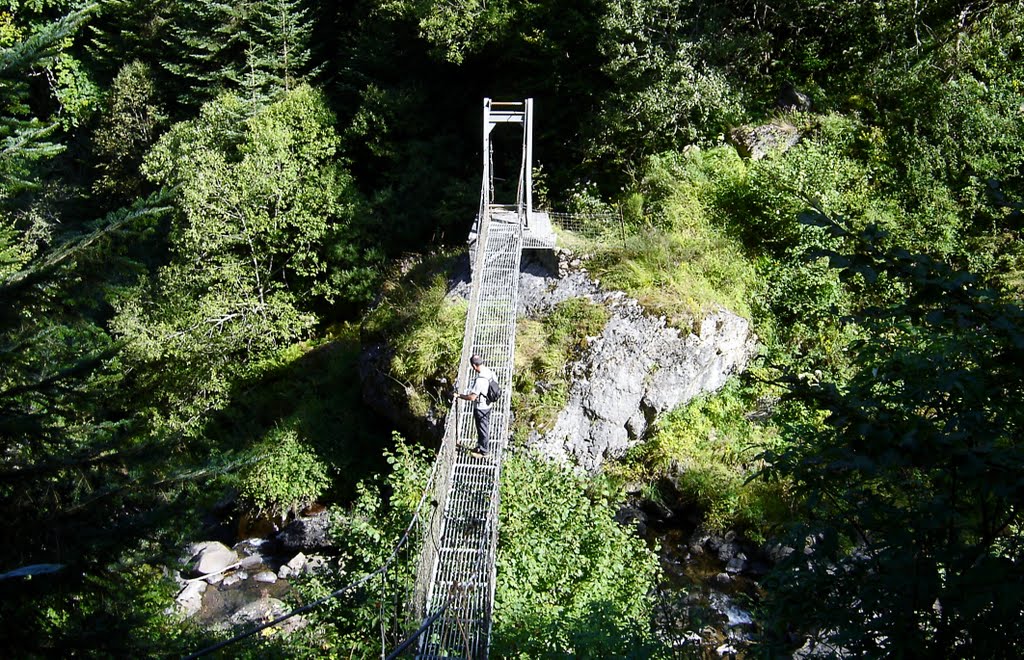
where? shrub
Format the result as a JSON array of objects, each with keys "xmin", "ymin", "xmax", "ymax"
[
  {"xmin": 620, "ymin": 380, "xmax": 791, "ymax": 539},
  {"xmin": 586, "ymin": 146, "xmax": 759, "ymax": 328},
  {"xmin": 493, "ymin": 453, "xmax": 663, "ymax": 656},
  {"xmin": 239, "ymin": 427, "xmax": 329, "ymax": 518},
  {"xmin": 361, "ymin": 251, "xmax": 468, "ymax": 417}
]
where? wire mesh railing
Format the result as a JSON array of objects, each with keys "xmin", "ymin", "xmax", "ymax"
[{"xmin": 548, "ymin": 210, "xmax": 624, "ymax": 242}]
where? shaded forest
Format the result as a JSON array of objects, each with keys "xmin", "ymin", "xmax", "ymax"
[{"xmin": 2, "ymin": 0, "xmax": 1022, "ymax": 656}]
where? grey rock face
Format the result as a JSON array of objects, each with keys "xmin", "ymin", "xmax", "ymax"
[
  {"xmin": 276, "ymin": 512, "xmax": 333, "ymax": 552},
  {"xmin": 776, "ymin": 83, "xmax": 812, "ymax": 112},
  {"xmin": 175, "ymin": 581, "xmax": 207, "ymax": 618},
  {"xmin": 523, "ymin": 262, "xmax": 757, "ymax": 472}
]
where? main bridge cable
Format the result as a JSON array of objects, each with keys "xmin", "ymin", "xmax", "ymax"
[{"xmin": 182, "ymin": 404, "xmax": 458, "ymax": 660}]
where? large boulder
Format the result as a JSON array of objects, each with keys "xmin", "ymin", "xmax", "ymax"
[
  {"xmin": 776, "ymin": 83, "xmax": 812, "ymax": 112},
  {"xmin": 191, "ymin": 542, "xmax": 238, "ymax": 577},
  {"xmin": 229, "ymin": 597, "xmax": 307, "ymax": 633},
  {"xmin": 728, "ymin": 121, "xmax": 801, "ymax": 160},
  {"xmin": 276, "ymin": 512, "xmax": 333, "ymax": 552},
  {"xmin": 522, "ymin": 258, "xmax": 757, "ymax": 472}
]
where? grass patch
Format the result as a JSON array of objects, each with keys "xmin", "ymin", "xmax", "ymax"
[
  {"xmin": 512, "ymin": 297, "xmax": 610, "ymax": 442},
  {"xmin": 590, "ymin": 227, "xmax": 757, "ymax": 330},
  {"xmin": 361, "ymin": 250, "xmax": 468, "ymax": 417},
  {"xmin": 584, "ymin": 147, "xmax": 758, "ymax": 330}
]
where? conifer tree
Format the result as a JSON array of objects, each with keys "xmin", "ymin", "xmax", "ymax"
[
  {"xmin": 0, "ymin": 3, "xmax": 99, "ymax": 208},
  {"xmin": 246, "ymin": 0, "xmax": 315, "ymax": 93},
  {"xmin": 0, "ymin": 4, "xmax": 173, "ymax": 576},
  {"xmin": 91, "ymin": 60, "xmax": 166, "ymax": 201},
  {"xmin": 155, "ymin": 0, "xmax": 316, "ymax": 110},
  {"xmin": 85, "ymin": 0, "xmax": 166, "ymax": 83},
  {"xmin": 158, "ymin": 0, "xmax": 246, "ymax": 108}
]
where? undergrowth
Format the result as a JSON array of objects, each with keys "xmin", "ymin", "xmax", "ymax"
[
  {"xmin": 493, "ymin": 452, "xmax": 664, "ymax": 657},
  {"xmin": 361, "ymin": 250, "xmax": 468, "ymax": 417},
  {"xmin": 612, "ymin": 378, "xmax": 792, "ymax": 540}
]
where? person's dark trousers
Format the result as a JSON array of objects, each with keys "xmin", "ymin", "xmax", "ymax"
[{"xmin": 474, "ymin": 407, "xmax": 491, "ymax": 453}]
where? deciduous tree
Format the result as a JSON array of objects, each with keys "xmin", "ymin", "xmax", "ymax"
[{"xmin": 758, "ymin": 213, "xmax": 1024, "ymax": 656}]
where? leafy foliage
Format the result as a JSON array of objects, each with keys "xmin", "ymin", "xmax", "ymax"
[
  {"xmin": 361, "ymin": 251, "xmax": 468, "ymax": 417},
  {"xmin": 239, "ymin": 426, "xmax": 329, "ymax": 517},
  {"xmin": 115, "ymin": 85, "xmax": 372, "ymax": 436},
  {"xmin": 91, "ymin": 59, "xmax": 165, "ymax": 200},
  {"xmin": 493, "ymin": 452, "xmax": 663, "ymax": 657},
  {"xmin": 3, "ymin": 0, "xmax": 1024, "ymax": 654},
  {"xmin": 757, "ymin": 216, "xmax": 1024, "ymax": 656},
  {"xmin": 290, "ymin": 432, "xmax": 431, "ymax": 656},
  {"xmin": 622, "ymin": 379, "xmax": 790, "ymax": 537},
  {"xmin": 589, "ymin": 147, "xmax": 758, "ymax": 328}
]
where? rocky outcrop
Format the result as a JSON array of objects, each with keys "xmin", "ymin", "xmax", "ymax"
[
  {"xmin": 728, "ymin": 121, "xmax": 801, "ymax": 160},
  {"xmin": 776, "ymin": 83, "xmax": 812, "ymax": 113},
  {"xmin": 358, "ymin": 342, "xmax": 446, "ymax": 439},
  {"xmin": 520, "ymin": 255, "xmax": 757, "ymax": 473}
]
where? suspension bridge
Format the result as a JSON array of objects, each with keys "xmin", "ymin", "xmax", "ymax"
[
  {"xmin": 187, "ymin": 98, "xmax": 621, "ymax": 660},
  {"xmin": 391, "ymin": 100, "xmax": 619, "ymax": 659},
  {"xmin": 409, "ymin": 98, "xmax": 555, "ymax": 658}
]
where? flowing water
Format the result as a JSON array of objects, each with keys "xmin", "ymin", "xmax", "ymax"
[{"xmin": 643, "ymin": 517, "xmax": 762, "ymax": 657}]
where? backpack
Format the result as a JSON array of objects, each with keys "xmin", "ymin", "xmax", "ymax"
[{"xmin": 486, "ymin": 377, "xmax": 502, "ymax": 403}]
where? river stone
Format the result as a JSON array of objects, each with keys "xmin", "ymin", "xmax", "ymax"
[
  {"xmin": 175, "ymin": 581, "xmax": 207, "ymax": 618},
  {"xmin": 193, "ymin": 542, "xmax": 238, "ymax": 576},
  {"xmin": 304, "ymin": 554, "xmax": 328, "ymax": 575},
  {"xmin": 229, "ymin": 597, "xmax": 287, "ymax": 626},
  {"xmin": 277, "ymin": 513, "xmax": 334, "ymax": 552},
  {"xmin": 233, "ymin": 538, "xmax": 272, "ymax": 557},
  {"xmin": 725, "ymin": 556, "xmax": 746, "ymax": 574},
  {"xmin": 254, "ymin": 571, "xmax": 278, "ymax": 583},
  {"xmin": 287, "ymin": 552, "xmax": 307, "ymax": 573},
  {"xmin": 228, "ymin": 598, "xmax": 308, "ymax": 633},
  {"xmin": 221, "ymin": 571, "xmax": 246, "ymax": 587},
  {"xmin": 239, "ymin": 554, "xmax": 263, "ymax": 569}
]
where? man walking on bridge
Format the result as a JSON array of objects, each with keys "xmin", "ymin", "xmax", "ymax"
[{"xmin": 456, "ymin": 355, "xmax": 495, "ymax": 458}]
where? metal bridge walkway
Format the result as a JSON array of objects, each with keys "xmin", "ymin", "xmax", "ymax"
[
  {"xmin": 416, "ymin": 207, "xmax": 523, "ymax": 659},
  {"xmin": 413, "ymin": 99, "xmax": 536, "ymax": 659}
]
